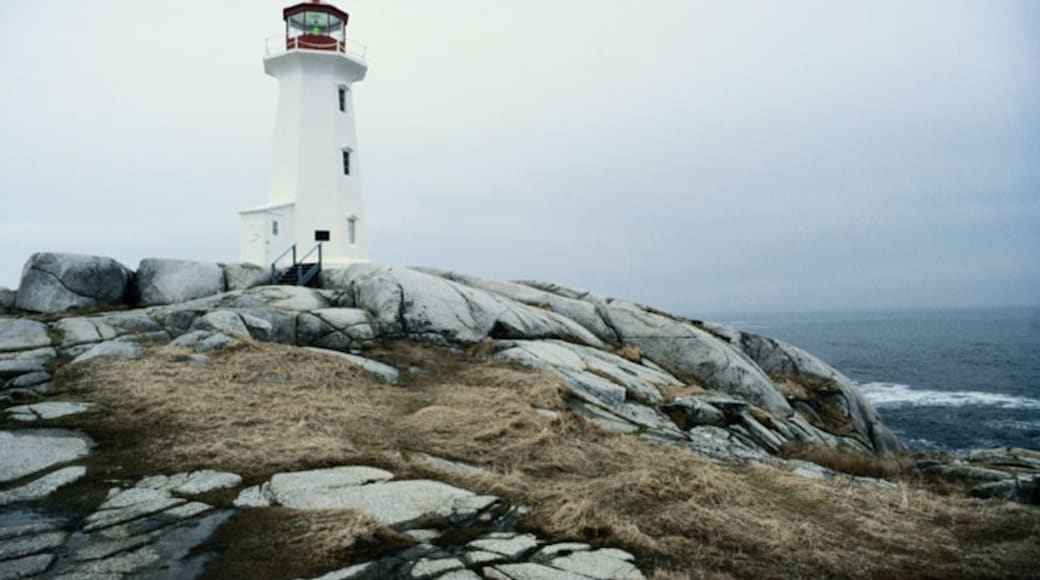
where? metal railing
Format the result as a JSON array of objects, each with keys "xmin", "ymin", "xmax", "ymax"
[
  {"xmin": 297, "ymin": 243, "xmax": 324, "ymax": 287},
  {"xmin": 270, "ymin": 242, "xmax": 323, "ymax": 287},
  {"xmin": 270, "ymin": 243, "xmax": 297, "ymax": 285},
  {"xmin": 264, "ymin": 35, "xmax": 368, "ymax": 62}
]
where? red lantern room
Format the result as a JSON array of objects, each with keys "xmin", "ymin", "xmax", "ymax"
[{"xmin": 283, "ymin": 1, "xmax": 350, "ymax": 53}]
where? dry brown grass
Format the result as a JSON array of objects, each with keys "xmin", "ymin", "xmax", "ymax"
[
  {"xmin": 780, "ymin": 442, "xmax": 910, "ymax": 480},
  {"xmin": 200, "ymin": 508, "xmax": 411, "ymax": 580},
  {"xmin": 57, "ymin": 341, "xmax": 1040, "ymax": 580}
]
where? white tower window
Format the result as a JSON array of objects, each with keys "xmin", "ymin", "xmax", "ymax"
[
  {"xmin": 347, "ymin": 216, "xmax": 358, "ymax": 245},
  {"xmin": 272, "ymin": 220, "xmax": 279, "ymax": 236},
  {"xmin": 342, "ymin": 149, "xmax": 352, "ymax": 176},
  {"xmin": 338, "ymin": 86, "xmax": 349, "ymax": 113}
]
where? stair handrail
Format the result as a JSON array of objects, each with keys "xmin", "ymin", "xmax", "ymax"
[
  {"xmin": 270, "ymin": 243, "xmax": 298, "ymax": 285},
  {"xmin": 298, "ymin": 243, "xmax": 324, "ymax": 287}
]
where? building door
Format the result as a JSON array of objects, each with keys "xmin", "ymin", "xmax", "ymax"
[
  {"xmin": 265, "ymin": 215, "xmax": 282, "ymax": 267},
  {"xmin": 241, "ymin": 214, "xmax": 267, "ymax": 267}
]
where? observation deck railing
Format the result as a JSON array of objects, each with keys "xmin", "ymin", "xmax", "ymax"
[{"xmin": 265, "ymin": 35, "xmax": 368, "ymax": 62}]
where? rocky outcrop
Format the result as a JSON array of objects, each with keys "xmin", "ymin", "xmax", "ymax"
[
  {"xmin": 703, "ymin": 324, "xmax": 901, "ymax": 453},
  {"xmin": 907, "ymin": 448, "xmax": 1040, "ymax": 506},
  {"xmin": 136, "ymin": 259, "xmax": 273, "ymax": 306},
  {"xmin": 0, "ymin": 256, "xmax": 903, "ymax": 460},
  {"xmin": 596, "ymin": 303, "xmax": 792, "ymax": 415},
  {"xmin": 15, "ymin": 253, "xmax": 134, "ymax": 313},
  {"xmin": 322, "ymin": 265, "xmax": 604, "ymax": 348},
  {"xmin": 0, "ymin": 319, "xmax": 51, "ymax": 353},
  {"xmin": 136, "ymin": 259, "xmax": 227, "ymax": 306}
]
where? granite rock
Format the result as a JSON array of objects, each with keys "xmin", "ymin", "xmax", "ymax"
[
  {"xmin": 136, "ymin": 259, "xmax": 226, "ymax": 306},
  {"xmin": 15, "ymin": 253, "xmax": 133, "ymax": 313},
  {"xmin": 0, "ymin": 319, "xmax": 51, "ymax": 353}
]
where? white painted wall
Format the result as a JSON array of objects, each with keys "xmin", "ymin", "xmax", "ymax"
[
  {"xmin": 240, "ymin": 47, "xmax": 369, "ymax": 268},
  {"xmin": 239, "ymin": 203, "xmax": 295, "ymax": 266}
]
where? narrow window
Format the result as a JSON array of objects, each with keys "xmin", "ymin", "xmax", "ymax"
[
  {"xmin": 338, "ymin": 86, "xmax": 347, "ymax": 113},
  {"xmin": 342, "ymin": 149, "xmax": 351, "ymax": 176},
  {"xmin": 347, "ymin": 216, "xmax": 357, "ymax": 245},
  {"xmin": 272, "ymin": 220, "xmax": 279, "ymax": 236}
]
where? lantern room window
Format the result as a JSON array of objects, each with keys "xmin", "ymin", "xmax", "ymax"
[
  {"xmin": 284, "ymin": 3, "xmax": 348, "ymax": 52},
  {"xmin": 288, "ymin": 12, "xmax": 343, "ymax": 38}
]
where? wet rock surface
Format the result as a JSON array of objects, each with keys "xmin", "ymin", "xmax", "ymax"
[
  {"xmin": 0, "ymin": 468, "xmax": 239, "ymax": 579},
  {"xmin": 235, "ymin": 467, "xmax": 645, "ymax": 580},
  {"xmin": 0, "ymin": 430, "xmax": 94, "ymax": 483}
]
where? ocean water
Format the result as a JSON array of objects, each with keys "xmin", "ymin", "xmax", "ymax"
[{"xmin": 709, "ymin": 307, "xmax": 1040, "ymax": 452}]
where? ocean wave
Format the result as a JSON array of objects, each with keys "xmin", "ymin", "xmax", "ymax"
[{"xmin": 859, "ymin": 382, "xmax": 1040, "ymax": 409}]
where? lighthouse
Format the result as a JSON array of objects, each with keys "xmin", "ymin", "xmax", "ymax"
[{"xmin": 240, "ymin": 1, "xmax": 369, "ymax": 273}]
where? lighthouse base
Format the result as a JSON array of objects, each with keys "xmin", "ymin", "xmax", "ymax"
[{"xmin": 239, "ymin": 203, "xmax": 369, "ymax": 270}]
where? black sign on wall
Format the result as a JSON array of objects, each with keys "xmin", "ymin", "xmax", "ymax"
[{"xmin": 314, "ymin": 230, "xmax": 331, "ymax": 242}]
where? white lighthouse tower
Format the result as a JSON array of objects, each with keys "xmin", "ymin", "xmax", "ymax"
[{"xmin": 240, "ymin": 0, "xmax": 369, "ymax": 274}]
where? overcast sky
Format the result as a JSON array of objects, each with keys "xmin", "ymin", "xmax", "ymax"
[{"xmin": 0, "ymin": 0, "xmax": 1037, "ymax": 314}]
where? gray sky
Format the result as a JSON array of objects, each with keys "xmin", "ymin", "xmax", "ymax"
[{"xmin": 1, "ymin": 0, "xmax": 1037, "ymax": 314}]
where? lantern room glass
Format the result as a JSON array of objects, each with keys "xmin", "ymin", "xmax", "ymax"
[{"xmin": 287, "ymin": 12, "xmax": 345, "ymax": 42}]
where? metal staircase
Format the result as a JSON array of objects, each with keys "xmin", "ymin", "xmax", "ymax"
[{"xmin": 270, "ymin": 243, "xmax": 323, "ymax": 287}]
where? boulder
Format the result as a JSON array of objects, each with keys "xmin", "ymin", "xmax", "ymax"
[
  {"xmin": 15, "ymin": 253, "xmax": 133, "ymax": 313},
  {"xmin": 224, "ymin": 263, "xmax": 270, "ymax": 291},
  {"xmin": 136, "ymin": 259, "xmax": 226, "ymax": 306},
  {"xmin": 0, "ymin": 287, "xmax": 15, "ymax": 312},
  {"xmin": 0, "ymin": 319, "xmax": 52, "ymax": 353}
]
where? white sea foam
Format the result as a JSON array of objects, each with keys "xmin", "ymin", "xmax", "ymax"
[{"xmin": 859, "ymin": 382, "xmax": 1040, "ymax": 409}]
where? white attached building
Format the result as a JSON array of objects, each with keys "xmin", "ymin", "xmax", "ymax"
[{"xmin": 240, "ymin": 0, "xmax": 369, "ymax": 270}]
